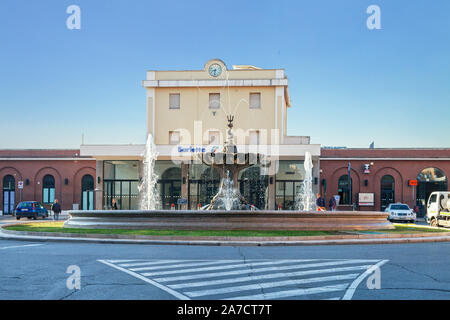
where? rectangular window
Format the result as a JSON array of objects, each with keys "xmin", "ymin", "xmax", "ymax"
[
  {"xmin": 249, "ymin": 93, "xmax": 261, "ymax": 109},
  {"xmin": 169, "ymin": 93, "xmax": 180, "ymax": 109},
  {"xmin": 209, "ymin": 131, "xmax": 220, "ymax": 144},
  {"xmin": 249, "ymin": 130, "xmax": 260, "ymax": 145},
  {"xmin": 209, "ymin": 93, "xmax": 220, "ymax": 109},
  {"xmin": 169, "ymin": 131, "xmax": 180, "ymax": 145}
]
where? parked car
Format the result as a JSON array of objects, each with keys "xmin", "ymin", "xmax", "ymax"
[
  {"xmin": 15, "ymin": 201, "xmax": 48, "ymax": 220},
  {"xmin": 385, "ymin": 203, "xmax": 416, "ymax": 223}
]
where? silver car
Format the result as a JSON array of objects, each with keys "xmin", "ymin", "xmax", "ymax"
[{"xmin": 385, "ymin": 203, "xmax": 416, "ymax": 223}]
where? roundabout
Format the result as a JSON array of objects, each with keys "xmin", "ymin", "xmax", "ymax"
[{"xmin": 1, "ymin": 218, "xmax": 449, "ymax": 246}]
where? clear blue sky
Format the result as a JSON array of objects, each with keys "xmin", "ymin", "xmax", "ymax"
[{"xmin": 1, "ymin": 0, "xmax": 449, "ymax": 149}]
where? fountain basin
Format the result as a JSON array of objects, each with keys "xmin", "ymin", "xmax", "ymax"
[{"xmin": 64, "ymin": 210, "xmax": 394, "ymax": 231}]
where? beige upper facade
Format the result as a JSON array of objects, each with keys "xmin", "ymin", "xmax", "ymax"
[
  {"xmin": 81, "ymin": 59, "xmax": 320, "ymax": 160},
  {"xmin": 143, "ymin": 59, "xmax": 301, "ymax": 147}
]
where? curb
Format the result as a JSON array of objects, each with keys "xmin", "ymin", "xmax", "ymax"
[{"xmin": 1, "ymin": 225, "xmax": 450, "ymax": 246}]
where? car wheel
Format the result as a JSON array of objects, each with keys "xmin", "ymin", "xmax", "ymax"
[
  {"xmin": 16, "ymin": 217, "xmax": 20, "ymax": 220},
  {"xmin": 32, "ymin": 215, "xmax": 37, "ymax": 220}
]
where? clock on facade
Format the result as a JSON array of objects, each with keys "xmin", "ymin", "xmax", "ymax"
[{"xmin": 208, "ymin": 63, "xmax": 222, "ymax": 77}]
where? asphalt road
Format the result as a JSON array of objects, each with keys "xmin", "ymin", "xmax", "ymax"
[{"xmin": 0, "ymin": 238, "xmax": 449, "ymax": 300}]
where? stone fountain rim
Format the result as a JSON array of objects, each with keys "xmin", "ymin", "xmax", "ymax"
[{"xmin": 68, "ymin": 210, "xmax": 389, "ymax": 218}]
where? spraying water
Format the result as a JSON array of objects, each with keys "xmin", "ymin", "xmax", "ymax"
[
  {"xmin": 215, "ymin": 170, "xmax": 241, "ymax": 210},
  {"xmin": 138, "ymin": 133, "xmax": 161, "ymax": 210},
  {"xmin": 295, "ymin": 152, "xmax": 317, "ymax": 211}
]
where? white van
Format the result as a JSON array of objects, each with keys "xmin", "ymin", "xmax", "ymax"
[{"xmin": 426, "ymin": 191, "xmax": 450, "ymax": 227}]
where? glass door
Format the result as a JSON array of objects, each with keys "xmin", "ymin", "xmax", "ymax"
[
  {"xmin": 3, "ymin": 175, "xmax": 15, "ymax": 214},
  {"xmin": 161, "ymin": 180, "xmax": 181, "ymax": 209}
]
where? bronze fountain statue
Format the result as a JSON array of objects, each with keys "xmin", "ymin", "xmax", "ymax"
[{"xmin": 196, "ymin": 115, "xmax": 269, "ymax": 210}]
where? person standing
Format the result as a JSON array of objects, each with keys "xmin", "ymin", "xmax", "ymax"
[
  {"xmin": 51, "ymin": 199, "xmax": 62, "ymax": 221},
  {"xmin": 316, "ymin": 193, "xmax": 325, "ymax": 209},
  {"xmin": 111, "ymin": 198, "xmax": 118, "ymax": 210},
  {"xmin": 329, "ymin": 196, "xmax": 337, "ymax": 211}
]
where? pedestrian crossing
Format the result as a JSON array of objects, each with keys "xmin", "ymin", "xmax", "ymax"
[{"xmin": 98, "ymin": 258, "xmax": 388, "ymax": 300}]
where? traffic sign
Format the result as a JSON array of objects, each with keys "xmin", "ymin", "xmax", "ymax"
[{"xmin": 18, "ymin": 181, "xmax": 24, "ymax": 189}]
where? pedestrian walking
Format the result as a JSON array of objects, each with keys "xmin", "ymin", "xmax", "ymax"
[
  {"xmin": 51, "ymin": 199, "xmax": 62, "ymax": 221},
  {"xmin": 329, "ymin": 196, "xmax": 337, "ymax": 211}
]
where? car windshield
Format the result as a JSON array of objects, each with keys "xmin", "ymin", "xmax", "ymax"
[
  {"xmin": 391, "ymin": 204, "xmax": 410, "ymax": 210},
  {"xmin": 17, "ymin": 202, "xmax": 36, "ymax": 209}
]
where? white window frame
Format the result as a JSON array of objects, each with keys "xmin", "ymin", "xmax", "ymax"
[
  {"xmin": 169, "ymin": 93, "xmax": 180, "ymax": 109},
  {"xmin": 249, "ymin": 92, "xmax": 261, "ymax": 109},
  {"xmin": 209, "ymin": 131, "xmax": 220, "ymax": 145},
  {"xmin": 249, "ymin": 130, "xmax": 260, "ymax": 145},
  {"xmin": 209, "ymin": 93, "xmax": 220, "ymax": 109},
  {"xmin": 169, "ymin": 131, "xmax": 180, "ymax": 145}
]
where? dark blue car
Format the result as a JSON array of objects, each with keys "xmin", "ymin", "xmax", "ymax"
[{"xmin": 15, "ymin": 201, "xmax": 48, "ymax": 220}]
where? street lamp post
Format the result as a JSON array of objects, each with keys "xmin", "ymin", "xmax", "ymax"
[{"xmin": 348, "ymin": 162, "xmax": 352, "ymax": 206}]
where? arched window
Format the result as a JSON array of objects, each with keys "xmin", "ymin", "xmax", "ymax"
[
  {"xmin": 3, "ymin": 175, "xmax": 15, "ymax": 214},
  {"xmin": 417, "ymin": 168, "xmax": 447, "ymax": 183},
  {"xmin": 380, "ymin": 175, "xmax": 395, "ymax": 211},
  {"xmin": 416, "ymin": 168, "xmax": 448, "ymax": 215},
  {"xmin": 3, "ymin": 175, "xmax": 15, "ymax": 191},
  {"xmin": 338, "ymin": 175, "xmax": 352, "ymax": 205},
  {"xmin": 42, "ymin": 175, "xmax": 55, "ymax": 204},
  {"xmin": 81, "ymin": 175, "xmax": 94, "ymax": 210},
  {"xmin": 161, "ymin": 167, "xmax": 182, "ymax": 180}
]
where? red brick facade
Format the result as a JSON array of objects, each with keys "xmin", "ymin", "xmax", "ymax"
[
  {"xmin": 0, "ymin": 150, "xmax": 96, "ymax": 212},
  {"xmin": 2, "ymin": 148, "xmax": 450, "ymax": 214},
  {"xmin": 320, "ymin": 149, "xmax": 450, "ymax": 213}
]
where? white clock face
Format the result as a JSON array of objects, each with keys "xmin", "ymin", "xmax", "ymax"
[{"xmin": 209, "ymin": 64, "xmax": 222, "ymax": 77}]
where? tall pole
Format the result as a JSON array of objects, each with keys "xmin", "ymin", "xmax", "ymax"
[{"xmin": 348, "ymin": 162, "xmax": 352, "ymax": 205}]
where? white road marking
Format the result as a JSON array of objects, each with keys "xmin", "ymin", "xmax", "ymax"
[
  {"xmin": 184, "ymin": 273, "xmax": 359, "ymax": 297},
  {"xmin": 108, "ymin": 259, "xmax": 145, "ymax": 263},
  {"xmin": 142, "ymin": 259, "xmax": 315, "ymax": 277},
  {"xmin": 342, "ymin": 259, "xmax": 389, "ymax": 300},
  {"xmin": 228, "ymin": 283, "xmax": 349, "ymax": 300},
  {"xmin": 155, "ymin": 260, "xmax": 374, "ymax": 283},
  {"xmin": 0, "ymin": 244, "xmax": 43, "ymax": 250},
  {"xmin": 130, "ymin": 260, "xmax": 238, "ymax": 272},
  {"xmin": 168, "ymin": 265, "xmax": 371, "ymax": 289},
  {"xmin": 97, "ymin": 259, "xmax": 190, "ymax": 300},
  {"xmin": 98, "ymin": 259, "xmax": 388, "ymax": 301},
  {"xmin": 118, "ymin": 260, "xmax": 187, "ymax": 267}
]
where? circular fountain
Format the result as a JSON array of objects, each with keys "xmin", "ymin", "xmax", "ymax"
[{"xmin": 64, "ymin": 115, "xmax": 393, "ymax": 231}]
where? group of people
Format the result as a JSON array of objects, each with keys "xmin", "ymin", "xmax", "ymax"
[{"xmin": 316, "ymin": 193, "xmax": 336, "ymax": 211}]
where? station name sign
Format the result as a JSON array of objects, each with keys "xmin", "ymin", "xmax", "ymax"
[{"xmin": 177, "ymin": 145, "xmax": 219, "ymax": 153}]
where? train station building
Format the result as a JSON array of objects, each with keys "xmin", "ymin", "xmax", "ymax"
[{"xmin": 1, "ymin": 60, "xmax": 449, "ymax": 215}]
